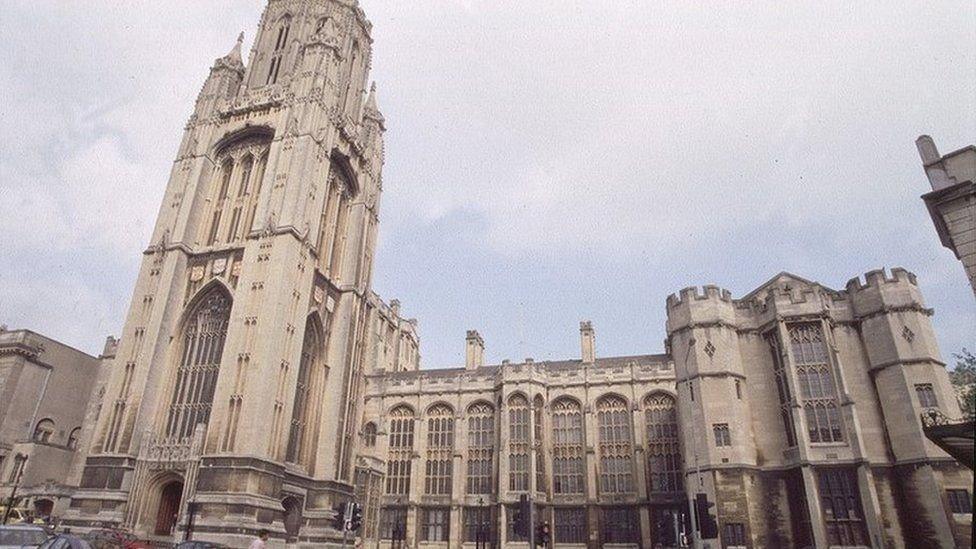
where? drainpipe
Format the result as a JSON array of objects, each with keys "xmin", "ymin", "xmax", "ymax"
[{"xmin": 27, "ymin": 367, "xmax": 53, "ymax": 440}]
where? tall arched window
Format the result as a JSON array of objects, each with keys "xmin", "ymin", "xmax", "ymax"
[
  {"xmin": 33, "ymin": 419, "xmax": 55, "ymax": 443},
  {"xmin": 266, "ymin": 16, "xmax": 291, "ymax": 85},
  {"xmin": 165, "ymin": 288, "xmax": 231, "ymax": 439},
  {"xmin": 466, "ymin": 402, "xmax": 495, "ymax": 494},
  {"xmin": 551, "ymin": 398, "xmax": 585, "ymax": 494},
  {"xmin": 533, "ymin": 395, "xmax": 545, "ymax": 492},
  {"xmin": 425, "ymin": 404, "xmax": 454, "ymax": 495},
  {"xmin": 508, "ymin": 394, "xmax": 530, "ymax": 492},
  {"xmin": 597, "ymin": 395, "xmax": 634, "ymax": 494},
  {"xmin": 286, "ymin": 320, "xmax": 322, "ymax": 468},
  {"xmin": 317, "ymin": 168, "xmax": 352, "ymax": 279},
  {"xmin": 386, "ymin": 406, "xmax": 415, "ymax": 495},
  {"xmin": 644, "ymin": 393, "xmax": 683, "ymax": 493},
  {"xmin": 243, "ymin": 153, "xmax": 268, "ymax": 237},
  {"xmin": 206, "ymin": 159, "xmax": 234, "ymax": 245}
]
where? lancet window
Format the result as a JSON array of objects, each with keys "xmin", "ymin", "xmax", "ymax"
[
  {"xmin": 165, "ymin": 288, "xmax": 231, "ymax": 440},
  {"xmin": 316, "ymin": 166, "xmax": 352, "ymax": 279},
  {"xmin": 266, "ymin": 16, "xmax": 291, "ymax": 85},
  {"xmin": 597, "ymin": 395, "xmax": 634, "ymax": 494},
  {"xmin": 766, "ymin": 331, "xmax": 798, "ymax": 446},
  {"xmin": 533, "ymin": 395, "xmax": 545, "ymax": 492},
  {"xmin": 202, "ymin": 140, "xmax": 269, "ymax": 247},
  {"xmin": 285, "ymin": 318, "xmax": 326, "ymax": 470},
  {"xmin": 551, "ymin": 397, "xmax": 585, "ymax": 494}
]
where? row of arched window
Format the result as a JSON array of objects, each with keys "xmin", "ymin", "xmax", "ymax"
[
  {"xmin": 31, "ymin": 419, "xmax": 81, "ymax": 450},
  {"xmin": 373, "ymin": 392, "xmax": 683, "ymax": 498},
  {"xmin": 201, "ymin": 147, "xmax": 268, "ymax": 248}
]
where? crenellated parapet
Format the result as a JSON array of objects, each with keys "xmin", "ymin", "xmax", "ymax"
[
  {"xmin": 843, "ymin": 267, "xmax": 930, "ymax": 321},
  {"xmin": 665, "ymin": 284, "xmax": 737, "ymax": 336}
]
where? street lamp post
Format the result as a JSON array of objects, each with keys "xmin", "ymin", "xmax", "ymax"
[{"xmin": 2, "ymin": 454, "xmax": 28, "ymax": 525}]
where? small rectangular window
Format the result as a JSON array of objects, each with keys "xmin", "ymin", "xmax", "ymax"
[
  {"xmin": 915, "ymin": 383, "xmax": 938, "ymax": 408},
  {"xmin": 689, "ymin": 382, "xmax": 695, "ymax": 401},
  {"xmin": 713, "ymin": 424, "xmax": 731, "ymax": 447},
  {"xmin": 734, "ymin": 379, "xmax": 742, "ymax": 399},
  {"xmin": 947, "ymin": 489, "xmax": 972, "ymax": 513}
]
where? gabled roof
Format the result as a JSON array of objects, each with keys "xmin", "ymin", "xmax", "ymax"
[{"xmin": 740, "ymin": 271, "xmax": 836, "ymax": 301}]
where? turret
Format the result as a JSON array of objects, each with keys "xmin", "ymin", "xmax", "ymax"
[{"xmin": 191, "ymin": 33, "xmax": 245, "ymax": 119}]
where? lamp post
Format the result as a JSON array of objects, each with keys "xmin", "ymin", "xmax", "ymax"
[{"xmin": 2, "ymin": 454, "xmax": 28, "ymax": 525}]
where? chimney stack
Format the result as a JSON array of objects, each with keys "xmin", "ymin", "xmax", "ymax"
[
  {"xmin": 580, "ymin": 321, "xmax": 595, "ymax": 364},
  {"xmin": 465, "ymin": 330, "xmax": 484, "ymax": 370}
]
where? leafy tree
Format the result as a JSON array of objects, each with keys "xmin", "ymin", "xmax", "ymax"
[{"xmin": 949, "ymin": 348, "xmax": 976, "ymax": 419}]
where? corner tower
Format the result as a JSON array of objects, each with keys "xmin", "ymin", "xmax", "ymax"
[{"xmin": 67, "ymin": 1, "xmax": 386, "ymax": 545}]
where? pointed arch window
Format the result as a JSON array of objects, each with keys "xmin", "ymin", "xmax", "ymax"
[
  {"xmin": 644, "ymin": 393, "xmax": 683, "ymax": 493},
  {"xmin": 386, "ymin": 406, "xmax": 415, "ymax": 495},
  {"xmin": 466, "ymin": 402, "xmax": 495, "ymax": 494},
  {"xmin": 551, "ymin": 398, "xmax": 584, "ymax": 494},
  {"xmin": 266, "ymin": 16, "xmax": 291, "ymax": 85},
  {"xmin": 317, "ymin": 166, "xmax": 352, "ymax": 279},
  {"xmin": 286, "ymin": 319, "xmax": 323, "ymax": 468},
  {"xmin": 33, "ymin": 419, "xmax": 55, "ymax": 443},
  {"xmin": 597, "ymin": 395, "xmax": 634, "ymax": 494},
  {"xmin": 165, "ymin": 288, "xmax": 231, "ymax": 440},
  {"xmin": 788, "ymin": 322, "xmax": 844, "ymax": 443},
  {"xmin": 207, "ymin": 159, "xmax": 234, "ymax": 245},
  {"xmin": 508, "ymin": 394, "xmax": 530, "ymax": 492},
  {"xmin": 424, "ymin": 404, "xmax": 454, "ymax": 495}
]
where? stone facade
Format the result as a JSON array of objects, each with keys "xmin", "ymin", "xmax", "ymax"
[
  {"xmin": 359, "ymin": 270, "xmax": 973, "ymax": 549},
  {"xmin": 0, "ymin": 329, "xmax": 114, "ymax": 520},
  {"xmin": 27, "ymin": 2, "xmax": 967, "ymax": 548},
  {"xmin": 66, "ymin": 0, "xmax": 388, "ymax": 545},
  {"xmin": 917, "ymin": 135, "xmax": 976, "ymax": 294}
]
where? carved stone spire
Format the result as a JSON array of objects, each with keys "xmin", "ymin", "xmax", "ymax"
[{"xmin": 363, "ymin": 82, "xmax": 385, "ymax": 127}]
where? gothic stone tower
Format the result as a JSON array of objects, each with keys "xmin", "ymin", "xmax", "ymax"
[{"xmin": 66, "ymin": 1, "xmax": 385, "ymax": 545}]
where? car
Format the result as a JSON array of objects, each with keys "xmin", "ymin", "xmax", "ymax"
[
  {"xmin": 0, "ymin": 524, "xmax": 52, "ymax": 549},
  {"xmin": 174, "ymin": 542, "xmax": 227, "ymax": 549},
  {"xmin": 0, "ymin": 508, "xmax": 29, "ymax": 525},
  {"xmin": 38, "ymin": 535, "xmax": 92, "ymax": 549}
]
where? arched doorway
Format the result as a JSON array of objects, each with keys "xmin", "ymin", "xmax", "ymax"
[
  {"xmin": 282, "ymin": 497, "xmax": 303, "ymax": 542},
  {"xmin": 155, "ymin": 481, "xmax": 184, "ymax": 536},
  {"xmin": 33, "ymin": 499, "xmax": 54, "ymax": 518}
]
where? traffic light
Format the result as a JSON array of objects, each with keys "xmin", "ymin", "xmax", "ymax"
[
  {"xmin": 536, "ymin": 521, "xmax": 551, "ymax": 546},
  {"xmin": 332, "ymin": 501, "xmax": 347, "ymax": 531},
  {"xmin": 349, "ymin": 503, "xmax": 363, "ymax": 532},
  {"xmin": 513, "ymin": 494, "xmax": 530, "ymax": 537},
  {"xmin": 695, "ymin": 493, "xmax": 718, "ymax": 539}
]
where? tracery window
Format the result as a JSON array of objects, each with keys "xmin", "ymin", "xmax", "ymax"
[
  {"xmin": 266, "ymin": 16, "xmax": 291, "ymax": 85},
  {"xmin": 286, "ymin": 319, "xmax": 323, "ymax": 468},
  {"xmin": 597, "ymin": 395, "xmax": 634, "ymax": 494},
  {"xmin": 817, "ymin": 468, "xmax": 868, "ymax": 546},
  {"xmin": 508, "ymin": 394, "xmax": 530, "ymax": 492},
  {"xmin": 385, "ymin": 406, "xmax": 414, "ymax": 495},
  {"xmin": 789, "ymin": 322, "xmax": 844, "ymax": 443},
  {"xmin": 363, "ymin": 422, "xmax": 377, "ymax": 447},
  {"xmin": 466, "ymin": 402, "xmax": 495, "ymax": 494},
  {"xmin": 533, "ymin": 395, "xmax": 545, "ymax": 492},
  {"xmin": 165, "ymin": 288, "xmax": 231, "ymax": 440},
  {"xmin": 713, "ymin": 424, "xmax": 732, "ymax": 447},
  {"xmin": 32, "ymin": 419, "xmax": 55, "ymax": 443},
  {"xmin": 766, "ymin": 331, "xmax": 798, "ymax": 446},
  {"xmin": 207, "ymin": 159, "xmax": 233, "ymax": 245},
  {"xmin": 424, "ymin": 404, "xmax": 454, "ymax": 495},
  {"xmin": 644, "ymin": 393, "xmax": 683, "ymax": 493},
  {"xmin": 551, "ymin": 398, "xmax": 585, "ymax": 494},
  {"xmin": 203, "ymin": 140, "xmax": 269, "ymax": 247}
]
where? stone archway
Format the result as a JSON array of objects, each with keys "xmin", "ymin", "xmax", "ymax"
[
  {"xmin": 154, "ymin": 480, "xmax": 184, "ymax": 536},
  {"xmin": 33, "ymin": 499, "xmax": 54, "ymax": 518},
  {"xmin": 282, "ymin": 496, "xmax": 303, "ymax": 542}
]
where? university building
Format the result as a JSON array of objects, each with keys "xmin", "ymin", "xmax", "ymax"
[{"xmin": 1, "ymin": 0, "xmax": 968, "ymax": 548}]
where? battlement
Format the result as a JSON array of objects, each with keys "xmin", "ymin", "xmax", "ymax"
[
  {"xmin": 845, "ymin": 267, "xmax": 918, "ymax": 293},
  {"xmin": 666, "ymin": 284, "xmax": 734, "ymax": 310}
]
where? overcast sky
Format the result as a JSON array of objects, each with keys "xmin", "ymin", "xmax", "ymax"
[{"xmin": 1, "ymin": 1, "xmax": 973, "ymax": 368}]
